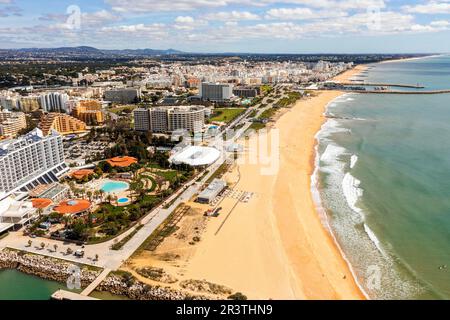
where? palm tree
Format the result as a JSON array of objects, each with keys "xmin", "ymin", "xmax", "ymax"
[
  {"xmin": 40, "ymin": 242, "xmax": 45, "ymax": 250},
  {"xmin": 94, "ymin": 254, "xmax": 99, "ymax": 262},
  {"xmin": 27, "ymin": 240, "xmax": 32, "ymax": 247},
  {"xmin": 53, "ymin": 244, "xmax": 58, "ymax": 253},
  {"xmin": 36, "ymin": 208, "xmax": 43, "ymax": 218},
  {"xmin": 99, "ymin": 189, "xmax": 105, "ymax": 202}
]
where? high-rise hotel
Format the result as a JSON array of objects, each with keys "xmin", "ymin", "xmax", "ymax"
[
  {"xmin": 134, "ymin": 106, "xmax": 207, "ymax": 133},
  {"xmin": 0, "ymin": 128, "xmax": 68, "ymax": 199}
]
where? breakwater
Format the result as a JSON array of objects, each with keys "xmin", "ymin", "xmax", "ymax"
[{"xmin": 0, "ymin": 248, "xmax": 210, "ymax": 300}]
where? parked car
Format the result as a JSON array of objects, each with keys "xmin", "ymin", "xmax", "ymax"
[{"xmin": 74, "ymin": 250, "xmax": 85, "ymax": 258}]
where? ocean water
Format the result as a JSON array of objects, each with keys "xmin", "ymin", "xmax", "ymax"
[
  {"xmin": 317, "ymin": 55, "xmax": 450, "ymax": 299},
  {"xmin": 0, "ymin": 269, "xmax": 76, "ymax": 300}
]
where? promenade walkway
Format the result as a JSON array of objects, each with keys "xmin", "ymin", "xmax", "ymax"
[{"xmin": 81, "ymin": 268, "xmax": 111, "ymax": 296}]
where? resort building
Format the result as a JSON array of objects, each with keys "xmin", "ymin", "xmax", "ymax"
[
  {"xmin": 17, "ymin": 96, "xmax": 41, "ymax": 112},
  {"xmin": 0, "ymin": 196, "xmax": 37, "ymax": 233},
  {"xmin": 28, "ymin": 183, "xmax": 69, "ymax": 204},
  {"xmin": 104, "ymin": 88, "xmax": 141, "ymax": 104},
  {"xmin": 0, "ymin": 128, "xmax": 68, "ymax": 200},
  {"xmin": 31, "ymin": 198, "xmax": 53, "ymax": 212},
  {"xmin": 200, "ymin": 83, "xmax": 234, "ymax": 102},
  {"xmin": 133, "ymin": 105, "xmax": 206, "ymax": 133},
  {"xmin": 0, "ymin": 95, "xmax": 19, "ymax": 110},
  {"xmin": 39, "ymin": 113, "xmax": 87, "ymax": 136},
  {"xmin": 233, "ymin": 87, "xmax": 260, "ymax": 98},
  {"xmin": 71, "ymin": 169, "xmax": 94, "ymax": 180},
  {"xmin": 40, "ymin": 92, "xmax": 69, "ymax": 113},
  {"xmin": 72, "ymin": 100, "xmax": 105, "ymax": 125},
  {"xmin": 0, "ymin": 110, "xmax": 27, "ymax": 138},
  {"xmin": 197, "ymin": 179, "xmax": 227, "ymax": 204},
  {"xmin": 106, "ymin": 156, "xmax": 138, "ymax": 168},
  {"xmin": 54, "ymin": 199, "xmax": 91, "ymax": 216},
  {"xmin": 169, "ymin": 146, "xmax": 221, "ymax": 167}
]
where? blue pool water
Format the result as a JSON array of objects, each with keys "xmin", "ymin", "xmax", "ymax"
[
  {"xmin": 101, "ymin": 181, "xmax": 129, "ymax": 193},
  {"xmin": 117, "ymin": 198, "xmax": 129, "ymax": 203}
]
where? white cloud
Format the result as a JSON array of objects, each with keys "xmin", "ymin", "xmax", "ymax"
[
  {"xmin": 204, "ymin": 11, "xmax": 260, "ymax": 21},
  {"xmin": 174, "ymin": 16, "xmax": 208, "ymax": 30},
  {"xmin": 265, "ymin": 7, "xmax": 347, "ymax": 20},
  {"xmin": 105, "ymin": 0, "xmax": 261, "ymax": 12},
  {"xmin": 403, "ymin": 1, "xmax": 450, "ymax": 14}
]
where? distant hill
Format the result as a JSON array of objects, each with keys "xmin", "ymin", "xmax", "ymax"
[
  {"xmin": 103, "ymin": 48, "xmax": 184, "ymax": 56},
  {"xmin": 0, "ymin": 46, "xmax": 185, "ymax": 58}
]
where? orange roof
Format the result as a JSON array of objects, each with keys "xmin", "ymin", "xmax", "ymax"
[
  {"xmin": 71, "ymin": 169, "xmax": 94, "ymax": 180},
  {"xmin": 54, "ymin": 199, "xmax": 91, "ymax": 215},
  {"xmin": 32, "ymin": 198, "xmax": 53, "ymax": 209},
  {"xmin": 106, "ymin": 156, "xmax": 138, "ymax": 168}
]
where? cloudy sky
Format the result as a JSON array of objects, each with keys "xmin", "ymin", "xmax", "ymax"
[{"xmin": 2, "ymin": 0, "xmax": 450, "ymax": 53}]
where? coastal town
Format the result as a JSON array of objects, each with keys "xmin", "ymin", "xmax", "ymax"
[
  {"xmin": 0, "ymin": 50, "xmax": 433, "ymax": 301},
  {"xmin": 0, "ymin": 53, "xmax": 362, "ymax": 300}
]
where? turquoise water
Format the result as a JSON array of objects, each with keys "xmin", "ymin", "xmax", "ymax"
[
  {"xmin": 101, "ymin": 181, "xmax": 129, "ymax": 193},
  {"xmin": 0, "ymin": 269, "xmax": 76, "ymax": 300},
  {"xmin": 317, "ymin": 55, "xmax": 450, "ymax": 300},
  {"xmin": 117, "ymin": 198, "xmax": 129, "ymax": 203}
]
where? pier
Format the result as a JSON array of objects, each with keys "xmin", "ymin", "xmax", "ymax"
[
  {"xmin": 348, "ymin": 89, "xmax": 450, "ymax": 94},
  {"xmin": 51, "ymin": 290, "xmax": 99, "ymax": 300},
  {"xmin": 339, "ymin": 82, "xmax": 425, "ymax": 89}
]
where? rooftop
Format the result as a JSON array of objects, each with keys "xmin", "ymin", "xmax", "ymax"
[
  {"xmin": 71, "ymin": 169, "xmax": 94, "ymax": 180},
  {"xmin": 54, "ymin": 199, "xmax": 91, "ymax": 215},
  {"xmin": 106, "ymin": 156, "xmax": 138, "ymax": 168},
  {"xmin": 169, "ymin": 146, "xmax": 221, "ymax": 166}
]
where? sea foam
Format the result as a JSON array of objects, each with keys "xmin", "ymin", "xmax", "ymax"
[
  {"xmin": 342, "ymin": 173, "xmax": 365, "ymax": 223},
  {"xmin": 350, "ymin": 155, "xmax": 358, "ymax": 169}
]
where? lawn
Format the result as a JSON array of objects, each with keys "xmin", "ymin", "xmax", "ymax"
[
  {"xmin": 209, "ymin": 108, "xmax": 246, "ymax": 123},
  {"xmin": 109, "ymin": 105, "xmax": 137, "ymax": 114}
]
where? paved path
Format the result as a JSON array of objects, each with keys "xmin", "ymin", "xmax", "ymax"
[
  {"xmin": 0, "ymin": 86, "xmax": 284, "ymax": 272},
  {"xmin": 81, "ymin": 268, "xmax": 111, "ymax": 296}
]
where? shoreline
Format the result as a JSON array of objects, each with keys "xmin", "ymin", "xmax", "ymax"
[
  {"xmin": 311, "ymin": 95, "xmax": 371, "ymax": 300},
  {"xmin": 379, "ymin": 54, "xmax": 443, "ymax": 64},
  {"xmin": 310, "ymin": 66, "xmax": 371, "ymax": 299},
  {"xmin": 171, "ymin": 66, "xmax": 368, "ymax": 300}
]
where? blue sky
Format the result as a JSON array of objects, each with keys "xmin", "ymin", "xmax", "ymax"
[{"xmin": 2, "ymin": 0, "xmax": 450, "ymax": 53}]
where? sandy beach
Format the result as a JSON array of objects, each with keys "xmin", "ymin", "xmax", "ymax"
[
  {"xmin": 181, "ymin": 67, "xmax": 365, "ymax": 299},
  {"xmin": 379, "ymin": 54, "xmax": 442, "ymax": 64},
  {"xmin": 126, "ymin": 66, "xmax": 366, "ymax": 300}
]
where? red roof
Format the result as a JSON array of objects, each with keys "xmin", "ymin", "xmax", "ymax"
[
  {"xmin": 106, "ymin": 156, "xmax": 138, "ymax": 168},
  {"xmin": 32, "ymin": 198, "xmax": 53, "ymax": 209},
  {"xmin": 54, "ymin": 199, "xmax": 91, "ymax": 215}
]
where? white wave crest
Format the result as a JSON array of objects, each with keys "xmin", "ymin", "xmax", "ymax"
[
  {"xmin": 342, "ymin": 173, "xmax": 365, "ymax": 223},
  {"xmin": 364, "ymin": 224, "xmax": 387, "ymax": 257},
  {"xmin": 350, "ymin": 155, "xmax": 358, "ymax": 169}
]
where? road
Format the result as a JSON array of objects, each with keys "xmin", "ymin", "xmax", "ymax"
[{"xmin": 0, "ymin": 85, "xmax": 288, "ymax": 271}]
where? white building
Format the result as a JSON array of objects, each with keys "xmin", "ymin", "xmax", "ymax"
[
  {"xmin": 40, "ymin": 92, "xmax": 69, "ymax": 113},
  {"xmin": 0, "ymin": 196, "xmax": 37, "ymax": 233},
  {"xmin": 0, "ymin": 110, "xmax": 27, "ymax": 138},
  {"xmin": 0, "ymin": 128, "xmax": 68, "ymax": 200},
  {"xmin": 104, "ymin": 88, "xmax": 141, "ymax": 104},
  {"xmin": 197, "ymin": 179, "xmax": 227, "ymax": 204},
  {"xmin": 200, "ymin": 83, "xmax": 234, "ymax": 102},
  {"xmin": 169, "ymin": 146, "xmax": 221, "ymax": 167},
  {"xmin": 134, "ymin": 105, "xmax": 207, "ymax": 133}
]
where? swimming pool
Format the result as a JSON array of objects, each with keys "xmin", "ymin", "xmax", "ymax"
[
  {"xmin": 100, "ymin": 181, "xmax": 129, "ymax": 194},
  {"xmin": 117, "ymin": 198, "xmax": 129, "ymax": 203}
]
